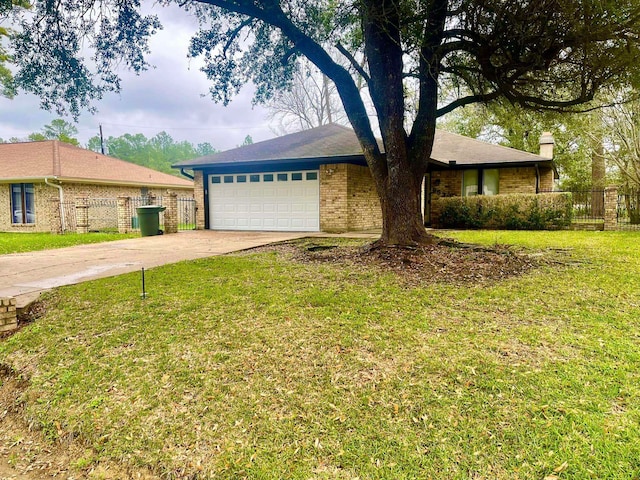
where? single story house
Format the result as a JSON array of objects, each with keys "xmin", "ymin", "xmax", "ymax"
[
  {"xmin": 173, "ymin": 124, "xmax": 557, "ymax": 232},
  {"xmin": 1, "ymin": 140, "xmax": 194, "ymax": 233}
]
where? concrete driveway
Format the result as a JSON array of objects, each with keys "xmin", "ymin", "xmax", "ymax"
[{"xmin": 0, "ymin": 231, "xmax": 308, "ymax": 307}]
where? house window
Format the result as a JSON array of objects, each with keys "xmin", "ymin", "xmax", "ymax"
[
  {"xmin": 211, "ymin": 176, "xmax": 221, "ymax": 184},
  {"xmin": 223, "ymin": 175, "xmax": 234, "ymax": 183},
  {"xmin": 462, "ymin": 169, "xmax": 499, "ymax": 196},
  {"xmin": 291, "ymin": 172, "xmax": 303, "ymax": 181},
  {"xmin": 11, "ymin": 183, "xmax": 35, "ymax": 224},
  {"xmin": 237, "ymin": 175, "xmax": 247, "ymax": 183},
  {"xmin": 263, "ymin": 174, "xmax": 274, "ymax": 182},
  {"xmin": 277, "ymin": 173, "xmax": 288, "ymax": 182},
  {"xmin": 462, "ymin": 170, "xmax": 479, "ymax": 196},
  {"xmin": 306, "ymin": 172, "xmax": 318, "ymax": 180},
  {"xmin": 483, "ymin": 169, "xmax": 499, "ymax": 195},
  {"xmin": 250, "ymin": 175, "xmax": 260, "ymax": 183}
]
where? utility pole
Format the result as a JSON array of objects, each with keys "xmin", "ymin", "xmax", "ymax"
[{"xmin": 99, "ymin": 124, "xmax": 105, "ymax": 154}]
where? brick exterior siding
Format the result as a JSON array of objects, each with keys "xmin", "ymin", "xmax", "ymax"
[
  {"xmin": 1, "ymin": 182, "xmax": 193, "ymax": 233},
  {"xmin": 319, "ymin": 163, "xmax": 382, "ymax": 232}
]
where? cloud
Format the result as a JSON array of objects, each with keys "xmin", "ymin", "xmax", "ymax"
[{"xmin": 0, "ymin": 4, "xmax": 274, "ymax": 150}]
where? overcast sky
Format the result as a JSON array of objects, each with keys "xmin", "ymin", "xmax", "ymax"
[{"xmin": 0, "ymin": 4, "xmax": 276, "ymax": 151}]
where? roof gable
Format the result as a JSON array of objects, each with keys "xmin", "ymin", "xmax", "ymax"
[
  {"xmin": 0, "ymin": 140, "xmax": 193, "ymax": 188},
  {"xmin": 174, "ymin": 123, "xmax": 552, "ymax": 169}
]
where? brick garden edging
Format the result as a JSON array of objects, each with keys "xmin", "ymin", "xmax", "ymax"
[{"xmin": 0, "ymin": 297, "xmax": 17, "ymax": 333}]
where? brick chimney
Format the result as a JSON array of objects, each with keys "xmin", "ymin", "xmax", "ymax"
[{"xmin": 539, "ymin": 132, "xmax": 555, "ymax": 159}]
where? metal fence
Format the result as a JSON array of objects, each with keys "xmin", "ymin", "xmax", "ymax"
[
  {"xmin": 87, "ymin": 198, "xmax": 119, "ymax": 232},
  {"xmin": 541, "ymin": 190, "xmax": 605, "ymax": 223},
  {"xmin": 56, "ymin": 195, "xmax": 196, "ymax": 233},
  {"xmin": 617, "ymin": 188, "xmax": 640, "ymax": 230},
  {"xmin": 60, "ymin": 200, "xmax": 77, "ymax": 234},
  {"xmin": 130, "ymin": 196, "xmax": 164, "ymax": 231},
  {"xmin": 177, "ymin": 197, "xmax": 196, "ymax": 230}
]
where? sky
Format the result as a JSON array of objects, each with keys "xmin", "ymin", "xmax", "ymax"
[{"xmin": 0, "ymin": 4, "xmax": 276, "ymax": 151}]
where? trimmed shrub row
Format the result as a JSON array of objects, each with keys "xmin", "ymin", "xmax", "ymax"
[{"xmin": 434, "ymin": 192, "xmax": 573, "ymax": 230}]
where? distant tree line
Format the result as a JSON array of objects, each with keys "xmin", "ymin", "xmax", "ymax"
[{"xmin": 1, "ymin": 119, "xmax": 232, "ymax": 177}]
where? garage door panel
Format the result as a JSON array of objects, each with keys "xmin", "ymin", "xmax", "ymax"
[{"xmin": 209, "ymin": 170, "xmax": 319, "ymax": 232}]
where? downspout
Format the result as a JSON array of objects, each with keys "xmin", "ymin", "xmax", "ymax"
[
  {"xmin": 44, "ymin": 177, "xmax": 66, "ymax": 233},
  {"xmin": 534, "ymin": 164, "xmax": 540, "ymax": 194},
  {"xmin": 180, "ymin": 168, "xmax": 194, "ymax": 180}
]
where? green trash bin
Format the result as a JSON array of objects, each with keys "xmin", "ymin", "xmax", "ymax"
[{"xmin": 137, "ymin": 205, "xmax": 166, "ymax": 237}]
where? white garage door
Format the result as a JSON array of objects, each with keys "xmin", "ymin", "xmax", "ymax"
[{"xmin": 208, "ymin": 171, "xmax": 320, "ymax": 231}]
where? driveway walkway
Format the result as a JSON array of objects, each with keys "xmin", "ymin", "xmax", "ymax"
[{"xmin": 0, "ymin": 231, "xmax": 308, "ymax": 308}]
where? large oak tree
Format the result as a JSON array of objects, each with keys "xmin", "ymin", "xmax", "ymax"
[{"xmin": 8, "ymin": 0, "xmax": 640, "ymax": 245}]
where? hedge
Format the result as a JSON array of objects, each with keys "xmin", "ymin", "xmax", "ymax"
[{"xmin": 434, "ymin": 192, "xmax": 573, "ymax": 230}]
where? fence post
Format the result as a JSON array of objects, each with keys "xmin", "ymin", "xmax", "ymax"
[
  {"xmin": 117, "ymin": 196, "xmax": 132, "ymax": 233},
  {"xmin": 604, "ymin": 186, "xmax": 618, "ymax": 231},
  {"xmin": 49, "ymin": 198, "xmax": 63, "ymax": 234},
  {"xmin": 164, "ymin": 190, "xmax": 178, "ymax": 234},
  {"xmin": 76, "ymin": 196, "xmax": 89, "ymax": 234}
]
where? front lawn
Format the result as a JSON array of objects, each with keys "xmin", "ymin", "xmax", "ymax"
[
  {"xmin": 1, "ymin": 231, "xmax": 639, "ymax": 479},
  {"xmin": 0, "ymin": 232, "xmax": 138, "ymax": 255}
]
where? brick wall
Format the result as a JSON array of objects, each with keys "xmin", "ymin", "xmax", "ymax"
[
  {"xmin": 346, "ymin": 164, "xmax": 382, "ymax": 230},
  {"xmin": 0, "ymin": 297, "xmax": 17, "ymax": 333},
  {"xmin": 194, "ymin": 171, "xmax": 206, "ymax": 230},
  {"xmin": 538, "ymin": 167, "xmax": 555, "ymax": 191},
  {"xmin": 498, "ymin": 167, "xmax": 538, "ymax": 194},
  {"xmin": 319, "ymin": 163, "xmax": 382, "ymax": 232},
  {"xmin": 320, "ymin": 164, "xmax": 349, "ymax": 232},
  {"xmin": 1, "ymin": 182, "xmax": 193, "ymax": 233}
]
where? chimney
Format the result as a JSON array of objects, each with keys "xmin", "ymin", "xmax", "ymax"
[{"xmin": 539, "ymin": 132, "xmax": 555, "ymax": 159}]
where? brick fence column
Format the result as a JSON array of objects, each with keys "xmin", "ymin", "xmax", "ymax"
[
  {"xmin": 49, "ymin": 198, "xmax": 63, "ymax": 234},
  {"xmin": 604, "ymin": 186, "xmax": 618, "ymax": 231},
  {"xmin": 117, "ymin": 196, "xmax": 132, "ymax": 233},
  {"xmin": 0, "ymin": 297, "xmax": 17, "ymax": 333},
  {"xmin": 164, "ymin": 191, "xmax": 178, "ymax": 234},
  {"xmin": 76, "ymin": 196, "xmax": 89, "ymax": 234}
]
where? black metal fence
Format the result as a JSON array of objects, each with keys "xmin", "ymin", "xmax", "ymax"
[
  {"xmin": 617, "ymin": 188, "xmax": 640, "ymax": 230},
  {"xmin": 177, "ymin": 198, "xmax": 196, "ymax": 230},
  {"xmin": 129, "ymin": 196, "xmax": 164, "ymax": 231},
  {"xmin": 541, "ymin": 190, "xmax": 605, "ymax": 223},
  {"xmin": 57, "ymin": 195, "xmax": 196, "ymax": 233}
]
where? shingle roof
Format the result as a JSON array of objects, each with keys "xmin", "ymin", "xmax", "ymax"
[
  {"xmin": 0, "ymin": 140, "xmax": 193, "ymax": 188},
  {"xmin": 173, "ymin": 123, "xmax": 552, "ymax": 169}
]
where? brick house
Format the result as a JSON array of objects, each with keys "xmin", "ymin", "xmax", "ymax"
[
  {"xmin": 1, "ymin": 140, "xmax": 194, "ymax": 233},
  {"xmin": 173, "ymin": 124, "xmax": 557, "ymax": 232}
]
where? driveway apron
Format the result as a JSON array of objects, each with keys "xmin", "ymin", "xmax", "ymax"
[{"xmin": 0, "ymin": 231, "xmax": 306, "ymax": 307}]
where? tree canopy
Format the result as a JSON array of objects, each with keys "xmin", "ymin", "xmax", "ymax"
[
  {"xmin": 87, "ymin": 131, "xmax": 219, "ymax": 176},
  {"xmin": 8, "ymin": 0, "xmax": 640, "ymax": 244}
]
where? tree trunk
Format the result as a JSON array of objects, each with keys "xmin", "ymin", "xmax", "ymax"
[{"xmin": 368, "ymin": 146, "xmax": 436, "ymax": 247}]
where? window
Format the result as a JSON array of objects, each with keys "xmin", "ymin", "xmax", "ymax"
[
  {"xmin": 462, "ymin": 170, "xmax": 479, "ymax": 196},
  {"xmin": 237, "ymin": 175, "xmax": 247, "ymax": 183},
  {"xmin": 291, "ymin": 172, "xmax": 303, "ymax": 181},
  {"xmin": 250, "ymin": 174, "xmax": 260, "ymax": 183},
  {"xmin": 277, "ymin": 173, "xmax": 288, "ymax": 182},
  {"xmin": 482, "ymin": 169, "xmax": 499, "ymax": 195},
  {"xmin": 263, "ymin": 174, "xmax": 274, "ymax": 182},
  {"xmin": 11, "ymin": 183, "xmax": 35, "ymax": 224},
  {"xmin": 306, "ymin": 172, "xmax": 318, "ymax": 181},
  {"xmin": 211, "ymin": 176, "xmax": 221, "ymax": 184},
  {"xmin": 462, "ymin": 169, "xmax": 499, "ymax": 196},
  {"xmin": 223, "ymin": 175, "xmax": 234, "ymax": 183}
]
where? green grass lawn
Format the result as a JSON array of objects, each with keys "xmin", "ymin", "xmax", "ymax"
[
  {"xmin": 1, "ymin": 231, "xmax": 640, "ymax": 479},
  {"xmin": 0, "ymin": 232, "xmax": 138, "ymax": 255}
]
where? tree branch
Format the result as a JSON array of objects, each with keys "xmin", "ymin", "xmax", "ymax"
[{"xmin": 336, "ymin": 42, "xmax": 370, "ymax": 85}]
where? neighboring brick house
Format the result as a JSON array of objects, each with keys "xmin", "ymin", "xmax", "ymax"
[
  {"xmin": 173, "ymin": 124, "xmax": 557, "ymax": 232},
  {"xmin": 1, "ymin": 140, "xmax": 194, "ymax": 233}
]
